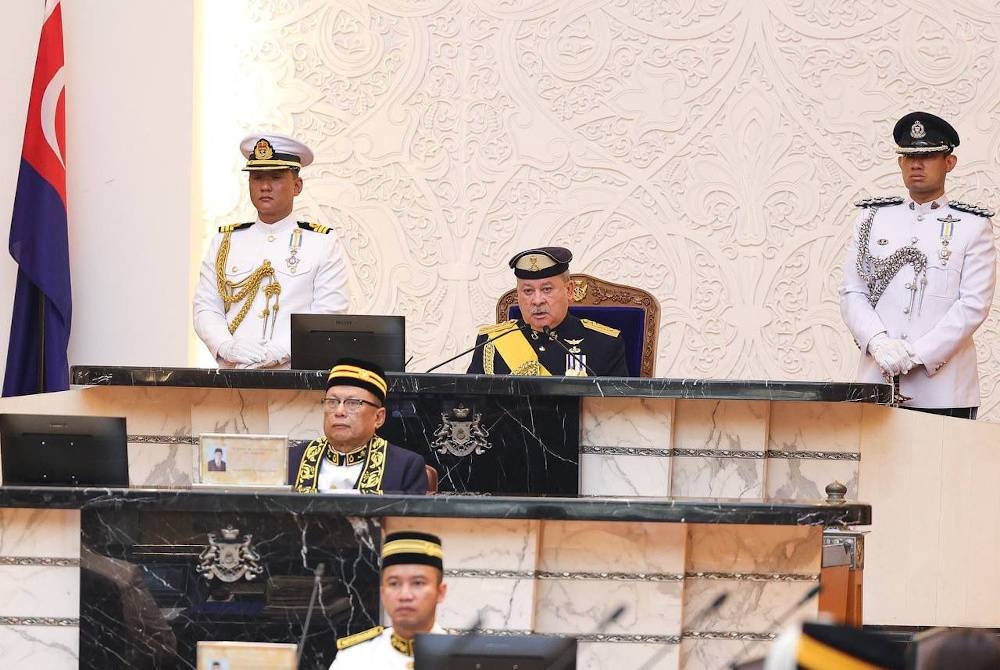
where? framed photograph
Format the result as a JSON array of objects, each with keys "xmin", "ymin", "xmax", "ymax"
[
  {"xmin": 197, "ymin": 641, "xmax": 297, "ymax": 670},
  {"xmin": 197, "ymin": 433, "xmax": 289, "ymax": 488}
]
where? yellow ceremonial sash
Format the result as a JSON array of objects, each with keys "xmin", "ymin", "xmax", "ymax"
[{"xmin": 491, "ymin": 327, "xmax": 551, "ymax": 376}]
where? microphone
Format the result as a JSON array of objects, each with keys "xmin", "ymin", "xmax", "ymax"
[
  {"xmin": 636, "ymin": 592, "xmax": 729, "ymax": 670},
  {"xmin": 296, "ymin": 561, "xmax": 326, "ymax": 666},
  {"xmin": 541, "ymin": 326, "xmax": 599, "ymax": 377},
  {"xmin": 544, "ymin": 603, "xmax": 627, "ymax": 670},
  {"xmin": 424, "ymin": 321, "xmax": 528, "ymax": 373},
  {"xmin": 725, "ymin": 583, "xmax": 822, "ymax": 669}
]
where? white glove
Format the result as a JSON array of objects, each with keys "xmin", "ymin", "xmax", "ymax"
[
  {"xmin": 241, "ymin": 341, "xmax": 289, "ymax": 369},
  {"xmin": 868, "ymin": 333, "xmax": 913, "ymax": 376},
  {"xmin": 218, "ymin": 338, "xmax": 268, "ymax": 366},
  {"xmin": 903, "ymin": 340, "xmax": 922, "ymax": 366}
]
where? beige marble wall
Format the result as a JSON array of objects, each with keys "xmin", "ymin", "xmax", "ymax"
[
  {"xmin": 580, "ymin": 397, "xmax": 673, "ymax": 496},
  {"xmin": 766, "ymin": 402, "xmax": 862, "ymax": 500},
  {"xmin": 579, "ymin": 396, "xmax": 860, "ymax": 501},
  {"xmin": 680, "ymin": 525, "xmax": 821, "ymax": 670},
  {"xmin": 671, "ymin": 400, "xmax": 770, "ymax": 498},
  {"xmin": 0, "ymin": 509, "xmax": 81, "ymax": 670}
]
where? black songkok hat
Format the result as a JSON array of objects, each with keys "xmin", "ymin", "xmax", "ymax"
[
  {"xmin": 326, "ymin": 358, "xmax": 388, "ymax": 404},
  {"xmin": 893, "ymin": 112, "xmax": 959, "ymax": 155},
  {"xmin": 508, "ymin": 246, "xmax": 573, "ymax": 279},
  {"xmin": 381, "ymin": 531, "xmax": 443, "ymax": 571}
]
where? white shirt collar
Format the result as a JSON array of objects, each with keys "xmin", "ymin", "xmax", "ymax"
[{"xmin": 254, "ymin": 212, "xmax": 298, "ymax": 234}]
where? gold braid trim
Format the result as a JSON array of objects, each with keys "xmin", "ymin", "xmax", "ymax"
[
  {"xmin": 324, "ymin": 441, "xmax": 368, "ymax": 466},
  {"xmin": 390, "ymin": 632, "xmax": 415, "ymax": 657},
  {"xmin": 336, "ymin": 626, "xmax": 383, "ymax": 651},
  {"xmin": 214, "ymin": 231, "xmax": 281, "ymax": 335},
  {"xmin": 293, "ymin": 438, "xmax": 326, "ymax": 492},
  {"xmin": 357, "ymin": 437, "xmax": 388, "ymax": 493},
  {"xmin": 483, "ymin": 341, "xmax": 496, "ymax": 374}
]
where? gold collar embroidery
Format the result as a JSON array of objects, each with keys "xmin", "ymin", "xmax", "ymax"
[
  {"xmin": 390, "ymin": 632, "xmax": 414, "ymax": 657},
  {"xmin": 324, "ymin": 442, "xmax": 367, "ymax": 466}
]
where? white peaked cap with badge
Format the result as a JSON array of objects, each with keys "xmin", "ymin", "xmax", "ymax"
[{"xmin": 239, "ymin": 132, "xmax": 314, "ymax": 171}]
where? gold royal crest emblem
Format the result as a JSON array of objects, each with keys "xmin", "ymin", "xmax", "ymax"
[{"xmin": 253, "ymin": 138, "xmax": 275, "ymax": 160}]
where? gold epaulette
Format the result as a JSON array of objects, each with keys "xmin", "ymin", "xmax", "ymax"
[
  {"xmin": 853, "ymin": 196, "xmax": 903, "ymax": 209},
  {"xmin": 336, "ymin": 625, "xmax": 383, "ymax": 650},
  {"xmin": 218, "ymin": 222, "xmax": 254, "ymax": 233},
  {"xmin": 298, "ymin": 221, "xmax": 333, "ymax": 234},
  {"xmin": 478, "ymin": 319, "xmax": 518, "ymax": 335},
  {"xmin": 581, "ymin": 318, "xmax": 620, "ymax": 337}
]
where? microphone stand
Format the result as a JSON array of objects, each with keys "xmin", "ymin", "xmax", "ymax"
[
  {"xmin": 541, "ymin": 326, "xmax": 599, "ymax": 377},
  {"xmin": 424, "ymin": 322, "xmax": 527, "ymax": 373},
  {"xmin": 296, "ymin": 562, "xmax": 326, "ymax": 667},
  {"xmin": 544, "ymin": 604, "xmax": 627, "ymax": 670},
  {"xmin": 725, "ymin": 583, "xmax": 821, "ymax": 669},
  {"xmin": 635, "ymin": 592, "xmax": 729, "ymax": 670}
]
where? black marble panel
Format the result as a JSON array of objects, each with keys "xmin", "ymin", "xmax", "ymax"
[
  {"xmin": 80, "ymin": 507, "xmax": 381, "ymax": 670},
  {"xmin": 0, "ymin": 486, "xmax": 873, "ymax": 526},
  {"xmin": 384, "ymin": 394, "xmax": 579, "ymax": 495},
  {"xmin": 71, "ymin": 366, "xmax": 893, "ymax": 403}
]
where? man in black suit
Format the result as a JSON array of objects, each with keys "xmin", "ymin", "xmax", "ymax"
[
  {"xmin": 207, "ymin": 448, "xmax": 226, "ymax": 472},
  {"xmin": 293, "ymin": 358, "xmax": 427, "ymax": 494},
  {"xmin": 467, "ymin": 246, "xmax": 628, "ymax": 376}
]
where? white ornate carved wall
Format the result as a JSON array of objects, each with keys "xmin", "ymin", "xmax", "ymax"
[{"xmin": 199, "ymin": 1, "xmax": 1000, "ymax": 418}]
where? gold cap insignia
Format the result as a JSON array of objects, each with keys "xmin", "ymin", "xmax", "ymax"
[
  {"xmin": 910, "ymin": 120, "xmax": 926, "ymax": 139},
  {"xmin": 253, "ymin": 138, "xmax": 275, "ymax": 160}
]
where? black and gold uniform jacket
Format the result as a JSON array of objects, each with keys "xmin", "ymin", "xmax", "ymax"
[
  {"xmin": 293, "ymin": 436, "xmax": 428, "ymax": 494},
  {"xmin": 466, "ymin": 314, "xmax": 627, "ymax": 376}
]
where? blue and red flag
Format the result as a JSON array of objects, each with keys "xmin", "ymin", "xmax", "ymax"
[{"xmin": 3, "ymin": 0, "xmax": 71, "ymax": 396}]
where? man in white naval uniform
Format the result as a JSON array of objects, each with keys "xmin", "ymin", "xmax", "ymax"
[
  {"xmin": 841, "ymin": 112, "xmax": 996, "ymax": 418},
  {"xmin": 193, "ymin": 133, "xmax": 349, "ymax": 369},
  {"xmin": 331, "ymin": 531, "xmax": 447, "ymax": 670}
]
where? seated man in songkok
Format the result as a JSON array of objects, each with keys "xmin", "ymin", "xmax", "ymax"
[{"xmin": 293, "ymin": 359, "xmax": 427, "ymax": 494}]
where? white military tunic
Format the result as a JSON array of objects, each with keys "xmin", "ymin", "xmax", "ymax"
[
  {"xmin": 193, "ymin": 213, "xmax": 349, "ymax": 368},
  {"xmin": 840, "ymin": 195, "xmax": 996, "ymax": 408},
  {"xmin": 329, "ymin": 624, "xmax": 446, "ymax": 670}
]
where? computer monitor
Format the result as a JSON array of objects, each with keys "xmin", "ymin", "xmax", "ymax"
[
  {"xmin": 290, "ymin": 314, "xmax": 406, "ymax": 372},
  {"xmin": 0, "ymin": 413, "xmax": 129, "ymax": 487},
  {"xmin": 414, "ymin": 633, "xmax": 576, "ymax": 670}
]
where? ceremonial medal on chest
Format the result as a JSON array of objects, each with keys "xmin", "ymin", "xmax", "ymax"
[
  {"xmin": 286, "ymin": 228, "xmax": 302, "ymax": 273},
  {"xmin": 936, "ymin": 214, "xmax": 959, "ymax": 266},
  {"xmin": 564, "ymin": 338, "xmax": 587, "ymax": 376}
]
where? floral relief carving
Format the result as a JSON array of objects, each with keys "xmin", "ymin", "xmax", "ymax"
[{"xmin": 206, "ymin": 0, "xmax": 1000, "ymax": 418}]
